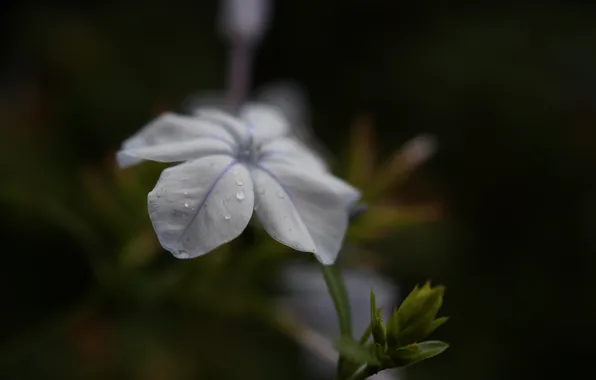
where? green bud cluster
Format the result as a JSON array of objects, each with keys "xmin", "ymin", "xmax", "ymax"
[{"xmin": 335, "ymin": 282, "xmax": 449, "ymax": 377}]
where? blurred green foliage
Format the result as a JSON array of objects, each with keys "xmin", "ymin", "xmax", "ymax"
[{"xmin": 1, "ymin": 1, "xmax": 596, "ymax": 379}]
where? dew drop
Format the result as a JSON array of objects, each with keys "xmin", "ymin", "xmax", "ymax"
[
  {"xmin": 276, "ymin": 190, "xmax": 285, "ymax": 199},
  {"xmin": 184, "ymin": 202, "xmax": 190, "ymax": 208},
  {"xmin": 224, "ymin": 214, "xmax": 232, "ymax": 221},
  {"xmin": 183, "ymin": 191, "xmax": 188, "ymax": 195},
  {"xmin": 257, "ymin": 188, "xmax": 266, "ymax": 195},
  {"xmin": 236, "ymin": 179, "xmax": 244, "ymax": 186},
  {"xmin": 236, "ymin": 190, "xmax": 246, "ymax": 201}
]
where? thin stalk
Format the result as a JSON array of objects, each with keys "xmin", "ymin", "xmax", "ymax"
[{"xmin": 225, "ymin": 40, "xmax": 255, "ymax": 114}]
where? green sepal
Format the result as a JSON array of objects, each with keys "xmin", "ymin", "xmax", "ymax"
[{"xmin": 388, "ymin": 341, "xmax": 449, "ymax": 367}]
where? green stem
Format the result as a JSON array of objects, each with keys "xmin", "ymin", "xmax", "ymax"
[
  {"xmin": 320, "ymin": 263, "xmax": 353, "ymax": 379},
  {"xmin": 320, "ymin": 263, "xmax": 352, "ymax": 337}
]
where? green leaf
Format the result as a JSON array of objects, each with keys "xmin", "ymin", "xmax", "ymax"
[
  {"xmin": 334, "ymin": 337, "xmax": 381, "ymax": 366},
  {"xmin": 389, "ymin": 341, "xmax": 449, "ymax": 367},
  {"xmin": 321, "ymin": 263, "xmax": 352, "ymax": 338}
]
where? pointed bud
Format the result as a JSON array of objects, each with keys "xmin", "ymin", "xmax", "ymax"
[
  {"xmin": 389, "ymin": 282, "xmax": 448, "ymax": 347},
  {"xmin": 385, "ymin": 309, "xmax": 400, "ymax": 348},
  {"xmin": 369, "ymin": 290, "xmax": 386, "ymax": 346},
  {"xmin": 371, "ymin": 313, "xmax": 386, "ymax": 347}
]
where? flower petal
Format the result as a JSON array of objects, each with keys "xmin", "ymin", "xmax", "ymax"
[
  {"xmin": 193, "ymin": 108, "xmax": 249, "ymax": 145},
  {"xmin": 239, "ymin": 103, "xmax": 290, "ymax": 144},
  {"xmin": 117, "ymin": 138, "xmax": 233, "ymax": 168},
  {"xmin": 118, "ymin": 112, "xmax": 237, "ymax": 167},
  {"xmin": 148, "ymin": 156, "xmax": 254, "ymax": 259},
  {"xmin": 259, "ymin": 137, "xmax": 328, "ymax": 173},
  {"xmin": 251, "ymin": 160, "xmax": 361, "ymax": 265}
]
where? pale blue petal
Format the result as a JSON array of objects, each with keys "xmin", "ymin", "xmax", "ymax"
[
  {"xmin": 239, "ymin": 103, "xmax": 289, "ymax": 144},
  {"xmin": 118, "ymin": 112, "xmax": 237, "ymax": 167},
  {"xmin": 117, "ymin": 138, "xmax": 234, "ymax": 168},
  {"xmin": 259, "ymin": 137, "xmax": 328, "ymax": 173},
  {"xmin": 251, "ymin": 159, "xmax": 361, "ymax": 265},
  {"xmin": 193, "ymin": 108, "xmax": 249, "ymax": 145},
  {"xmin": 255, "ymin": 84, "xmax": 331, "ymax": 165},
  {"xmin": 148, "ymin": 156, "xmax": 254, "ymax": 259},
  {"xmin": 255, "ymin": 82, "xmax": 309, "ymax": 131}
]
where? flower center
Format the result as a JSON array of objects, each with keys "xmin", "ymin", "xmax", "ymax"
[
  {"xmin": 235, "ymin": 123, "xmax": 261, "ymax": 163},
  {"xmin": 236, "ymin": 140, "xmax": 261, "ymax": 163}
]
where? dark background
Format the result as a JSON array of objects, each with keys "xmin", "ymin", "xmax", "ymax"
[{"xmin": 1, "ymin": 1, "xmax": 595, "ymax": 379}]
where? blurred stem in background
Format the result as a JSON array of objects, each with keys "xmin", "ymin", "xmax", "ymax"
[
  {"xmin": 219, "ymin": 0, "xmax": 270, "ymax": 113},
  {"xmin": 226, "ymin": 41, "xmax": 255, "ymax": 113}
]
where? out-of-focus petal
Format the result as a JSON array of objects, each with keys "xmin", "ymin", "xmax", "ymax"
[
  {"xmin": 251, "ymin": 159, "xmax": 360, "ymax": 265},
  {"xmin": 117, "ymin": 138, "xmax": 233, "ymax": 168},
  {"xmin": 255, "ymin": 81, "xmax": 309, "ymax": 132},
  {"xmin": 148, "ymin": 155, "xmax": 254, "ymax": 259},
  {"xmin": 239, "ymin": 103, "xmax": 289, "ymax": 144},
  {"xmin": 259, "ymin": 137, "xmax": 328, "ymax": 173}
]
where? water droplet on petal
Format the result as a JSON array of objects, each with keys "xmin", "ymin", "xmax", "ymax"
[
  {"xmin": 224, "ymin": 214, "xmax": 232, "ymax": 221},
  {"xmin": 236, "ymin": 179, "xmax": 243, "ymax": 186},
  {"xmin": 236, "ymin": 190, "xmax": 245, "ymax": 201},
  {"xmin": 183, "ymin": 191, "xmax": 188, "ymax": 195},
  {"xmin": 184, "ymin": 202, "xmax": 190, "ymax": 208},
  {"xmin": 276, "ymin": 190, "xmax": 285, "ymax": 199},
  {"xmin": 257, "ymin": 188, "xmax": 266, "ymax": 195}
]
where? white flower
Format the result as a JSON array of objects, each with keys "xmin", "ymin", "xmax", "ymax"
[{"xmin": 117, "ymin": 103, "xmax": 360, "ymax": 265}]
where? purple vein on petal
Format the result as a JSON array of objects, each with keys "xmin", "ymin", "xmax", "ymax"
[
  {"xmin": 252, "ymin": 163, "xmax": 296, "ymax": 208},
  {"xmin": 177, "ymin": 160, "xmax": 238, "ymax": 243}
]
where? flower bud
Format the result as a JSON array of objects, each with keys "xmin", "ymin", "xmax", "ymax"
[
  {"xmin": 387, "ymin": 282, "xmax": 448, "ymax": 348},
  {"xmin": 219, "ymin": 0, "xmax": 272, "ymax": 43}
]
